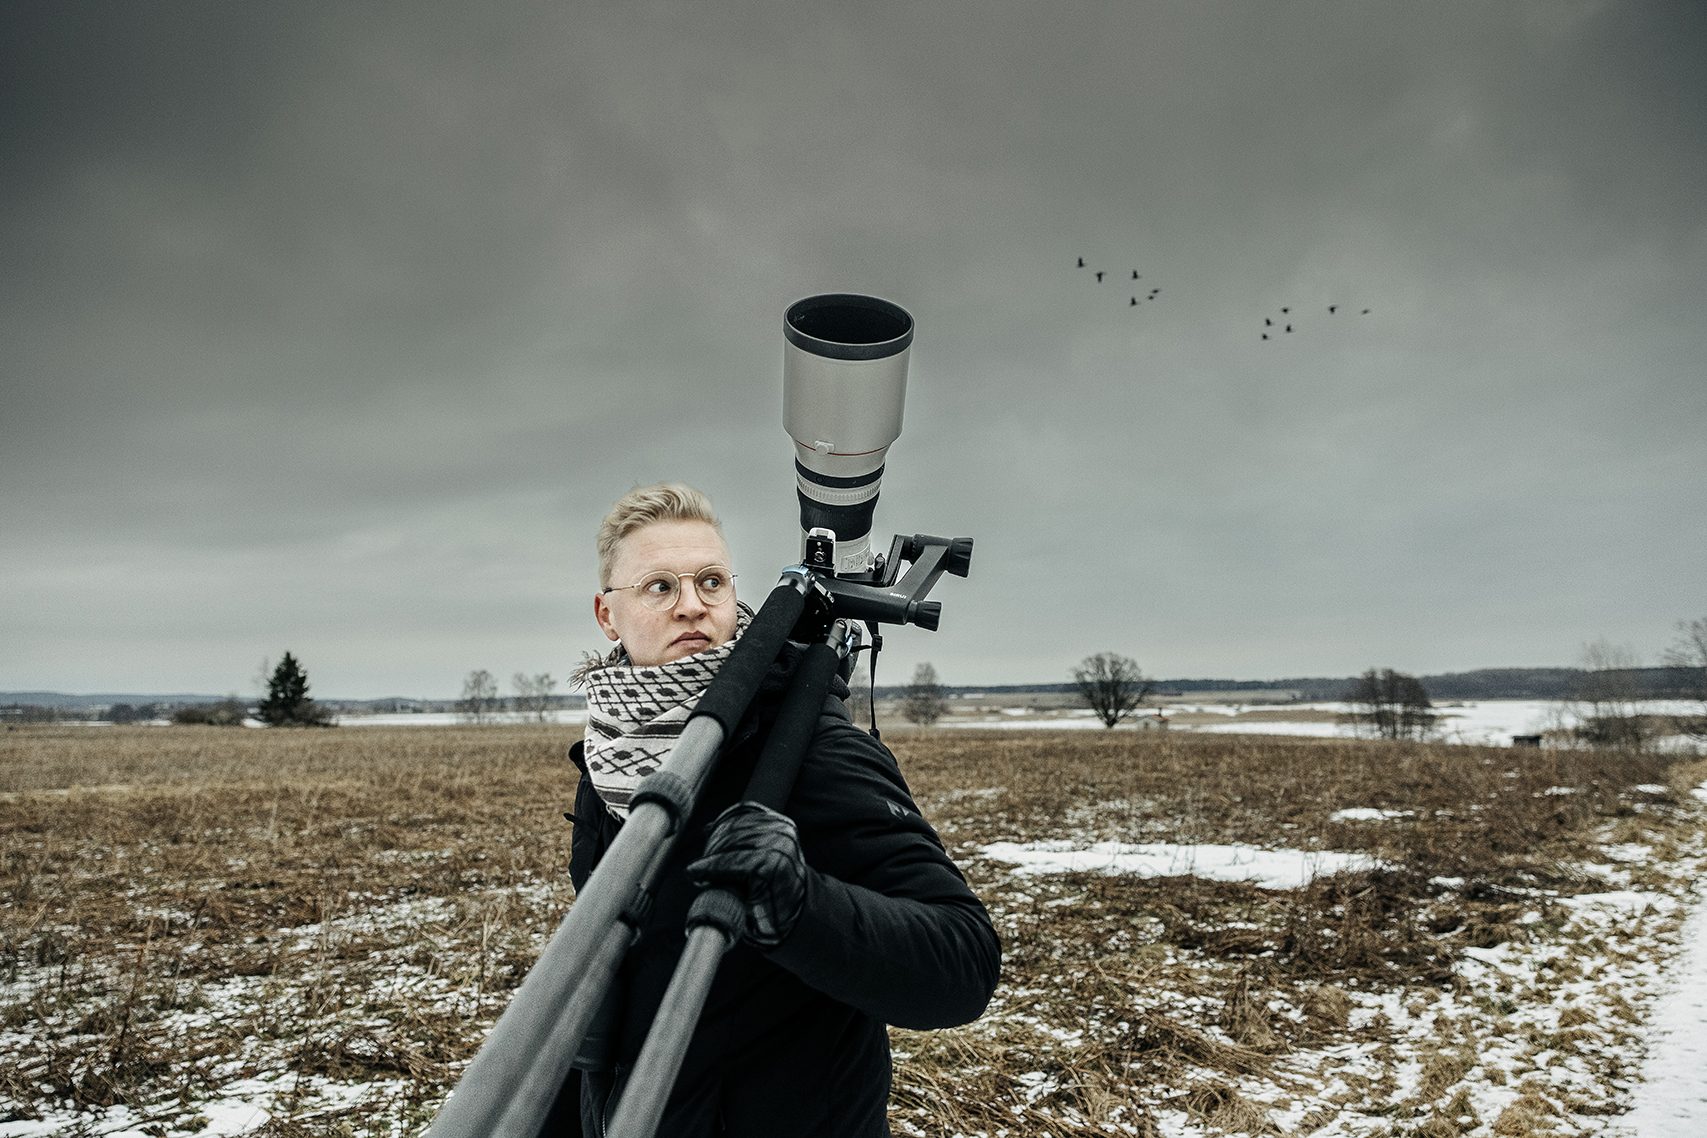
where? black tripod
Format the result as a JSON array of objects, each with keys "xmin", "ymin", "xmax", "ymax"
[{"xmin": 424, "ymin": 535, "xmax": 971, "ymax": 1138}]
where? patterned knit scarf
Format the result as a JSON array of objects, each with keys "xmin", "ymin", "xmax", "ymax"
[{"xmin": 573, "ymin": 603, "xmax": 754, "ymax": 819}]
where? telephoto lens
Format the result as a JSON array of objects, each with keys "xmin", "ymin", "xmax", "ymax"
[{"xmin": 782, "ymin": 294, "xmax": 913, "ymax": 576}]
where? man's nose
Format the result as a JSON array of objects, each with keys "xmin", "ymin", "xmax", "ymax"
[{"xmin": 673, "ymin": 575, "xmax": 708, "ymax": 615}]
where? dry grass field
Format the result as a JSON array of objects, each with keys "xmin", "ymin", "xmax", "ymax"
[{"xmin": 3, "ymin": 724, "xmax": 1704, "ymax": 1137}]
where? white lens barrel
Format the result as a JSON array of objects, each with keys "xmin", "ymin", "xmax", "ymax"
[
  {"xmin": 793, "ymin": 460, "xmax": 881, "ymax": 574},
  {"xmin": 782, "ymin": 294, "xmax": 913, "ymax": 573}
]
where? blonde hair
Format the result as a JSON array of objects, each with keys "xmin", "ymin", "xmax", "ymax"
[{"xmin": 597, "ymin": 483, "xmax": 723, "ymax": 587}]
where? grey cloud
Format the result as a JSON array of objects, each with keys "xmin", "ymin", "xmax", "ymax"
[{"xmin": 3, "ymin": 1, "xmax": 1703, "ymax": 695}]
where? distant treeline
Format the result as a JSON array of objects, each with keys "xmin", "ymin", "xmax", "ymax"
[
  {"xmin": 4, "ymin": 667, "xmax": 1700, "ymax": 721},
  {"xmin": 0, "ymin": 692, "xmax": 588, "ymax": 720}
]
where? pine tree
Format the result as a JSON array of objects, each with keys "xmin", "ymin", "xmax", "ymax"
[{"xmin": 258, "ymin": 652, "xmax": 328, "ymax": 727}]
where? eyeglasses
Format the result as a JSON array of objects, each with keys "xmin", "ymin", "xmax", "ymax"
[{"xmin": 601, "ymin": 565, "xmax": 736, "ymax": 611}]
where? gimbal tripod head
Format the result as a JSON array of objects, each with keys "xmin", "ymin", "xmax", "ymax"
[{"xmin": 796, "ymin": 529, "xmax": 973, "ymax": 638}]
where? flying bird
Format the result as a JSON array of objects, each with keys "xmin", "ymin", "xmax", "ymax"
[
  {"xmin": 1264, "ymin": 317, "xmax": 1272, "ymax": 326},
  {"xmin": 1328, "ymin": 305, "xmax": 1338, "ymax": 314},
  {"xmin": 1130, "ymin": 297, "xmax": 1138, "ymax": 306},
  {"xmin": 1361, "ymin": 309, "xmax": 1371, "ymax": 315},
  {"xmin": 1131, "ymin": 271, "xmax": 1141, "ymax": 280},
  {"xmin": 1095, "ymin": 271, "xmax": 1105, "ymax": 282},
  {"xmin": 1077, "ymin": 257, "xmax": 1085, "ymax": 268},
  {"xmin": 1285, "ymin": 324, "xmax": 1293, "ymax": 333}
]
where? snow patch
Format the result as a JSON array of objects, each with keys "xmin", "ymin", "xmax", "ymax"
[
  {"xmin": 980, "ymin": 840, "xmax": 1383, "ymax": 890},
  {"xmin": 1329, "ymin": 807, "xmax": 1414, "ymax": 822}
]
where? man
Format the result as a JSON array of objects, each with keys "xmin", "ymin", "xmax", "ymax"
[{"xmin": 562, "ymin": 482, "xmax": 999, "ymax": 1136}]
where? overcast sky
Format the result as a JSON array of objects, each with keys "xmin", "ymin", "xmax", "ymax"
[{"xmin": 3, "ymin": 1, "xmax": 1704, "ymax": 699}]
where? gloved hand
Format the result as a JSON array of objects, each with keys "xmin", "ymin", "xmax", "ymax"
[{"xmin": 686, "ymin": 800, "xmax": 808, "ymax": 949}]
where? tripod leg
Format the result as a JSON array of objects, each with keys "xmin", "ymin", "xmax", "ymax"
[
  {"xmin": 600, "ymin": 622, "xmax": 858, "ymax": 1138},
  {"xmin": 604, "ymin": 914, "xmax": 738, "ymax": 1138}
]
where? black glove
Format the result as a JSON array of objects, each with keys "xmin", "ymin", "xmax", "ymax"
[{"xmin": 686, "ymin": 801, "xmax": 808, "ymax": 949}]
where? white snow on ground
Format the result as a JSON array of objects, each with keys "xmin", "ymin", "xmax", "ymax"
[
  {"xmin": 981, "ymin": 839, "xmax": 1383, "ymax": 889},
  {"xmin": 1330, "ymin": 807, "xmax": 1413, "ymax": 822},
  {"xmin": 0, "ymin": 1076, "xmax": 333, "ymax": 1138},
  {"xmin": 1186, "ymin": 718, "xmax": 1356, "ymax": 738},
  {"xmin": 1611, "ymin": 876, "xmax": 1707, "ymax": 1136},
  {"xmin": 188, "ymin": 1084, "xmax": 277, "ymax": 1135},
  {"xmin": 1180, "ymin": 698, "xmax": 1704, "ymax": 748},
  {"xmin": 946, "ymin": 708, "xmax": 1138, "ymax": 730},
  {"xmin": 1179, "ymin": 698, "xmax": 1557, "ymax": 743},
  {"xmin": 978, "ymin": 787, "xmax": 1707, "ymax": 1136},
  {"xmin": 335, "ymin": 709, "xmax": 588, "ymax": 727},
  {"xmin": 0, "ymin": 884, "xmax": 540, "ymax": 1138}
]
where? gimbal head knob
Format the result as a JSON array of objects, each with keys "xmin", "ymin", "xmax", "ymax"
[
  {"xmin": 945, "ymin": 537, "xmax": 973, "ymax": 578},
  {"xmin": 898, "ymin": 534, "xmax": 973, "ymax": 575},
  {"xmin": 910, "ymin": 600, "xmax": 942, "ymax": 632}
]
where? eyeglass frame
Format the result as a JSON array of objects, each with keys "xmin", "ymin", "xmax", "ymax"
[{"xmin": 599, "ymin": 564, "xmax": 738, "ymax": 611}]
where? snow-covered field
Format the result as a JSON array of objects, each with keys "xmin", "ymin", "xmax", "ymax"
[
  {"xmin": 1180, "ymin": 699, "xmax": 1702, "ymax": 746},
  {"xmin": 334, "ymin": 709, "xmax": 589, "ymax": 727},
  {"xmin": 949, "ymin": 698, "xmax": 1704, "ymax": 751},
  {"xmin": 6, "ymin": 720, "xmax": 1707, "ymax": 1136},
  {"xmin": 980, "ymin": 800, "xmax": 1707, "ymax": 1137}
]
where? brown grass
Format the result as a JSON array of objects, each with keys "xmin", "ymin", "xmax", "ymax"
[{"xmin": 1, "ymin": 724, "xmax": 1697, "ymax": 1135}]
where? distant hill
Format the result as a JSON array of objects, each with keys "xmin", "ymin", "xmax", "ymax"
[{"xmin": 1, "ymin": 691, "xmax": 235, "ymax": 710}]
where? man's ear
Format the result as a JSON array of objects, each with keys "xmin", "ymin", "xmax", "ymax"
[{"xmin": 593, "ymin": 593, "xmax": 620, "ymax": 642}]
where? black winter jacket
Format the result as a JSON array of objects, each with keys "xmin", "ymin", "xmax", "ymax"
[{"xmin": 564, "ymin": 657, "xmax": 1000, "ymax": 1137}]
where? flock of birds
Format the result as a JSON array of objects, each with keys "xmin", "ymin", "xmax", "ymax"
[
  {"xmin": 1076, "ymin": 256, "xmax": 1162, "ymax": 309},
  {"xmin": 1074, "ymin": 255, "xmax": 1373, "ymax": 340},
  {"xmin": 1256, "ymin": 302, "xmax": 1373, "ymax": 341}
]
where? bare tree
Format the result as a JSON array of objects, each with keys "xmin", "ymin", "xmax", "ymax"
[
  {"xmin": 1343, "ymin": 668, "xmax": 1436, "ymax": 741},
  {"xmin": 175, "ymin": 697, "xmax": 252, "ymax": 727},
  {"xmin": 846, "ymin": 659, "xmax": 874, "ymax": 729},
  {"xmin": 1664, "ymin": 617, "xmax": 1707, "ymax": 741},
  {"xmin": 1566, "ymin": 639, "xmax": 1651, "ymax": 751},
  {"xmin": 459, "ymin": 669, "xmax": 500, "ymax": 725},
  {"xmin": 512, "ymin": 672, "xmax": 557, "ymax": 723},
  {"xmin": 901, "ymin": 662, "xmax": 947, "ymax": 726},
  {"xmin": 1073, "ymin": 652, "xmax": 1151, "ymax": 728}
]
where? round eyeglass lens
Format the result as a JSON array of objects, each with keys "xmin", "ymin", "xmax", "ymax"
[
  {"xmin": 692, "ymin": 567, "xmax": 732, "ymax": 605},
  {"xmin": 636, "ymin": 572, "xmax": 680, "ymax": 610}
]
